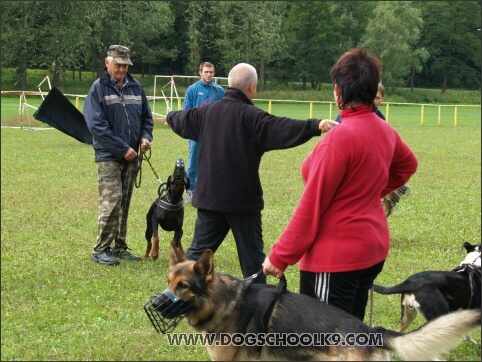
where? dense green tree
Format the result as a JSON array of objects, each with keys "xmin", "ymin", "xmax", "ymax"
[
  {"xmin": 1, "ymin": 1, "xmax": 480, "ymax": 92},
  {"xmin": 332, "ymin": 1, "xmax": 377, "ymax": 50},
  {"xmin": 208, "ymin": 1, "xmax": 285, "ymax": 90},
  {"xmin": 1, "ymin": 1, "xmax": 46, "ymax": 90},
  {"xmin": 359, "ymin": 1, "xmax": 428, "ymax": 89},
  {"xmin": 81, "ymin": 1, "xmax": 176, "ymax": 78},
  {"xmin": 416, "ymin": 1, "xmax": 481, "ymax": 92},
  {"xmin": 122, "ymin": 1, "xmax": 177, "ymax": 77},
  {"xmin": 282, "ymin": 2, "xmax": 346, "ymax": 90},
  {"xmin": 33, "ymin": 1, "xmax": 95, "ymax": 87}
]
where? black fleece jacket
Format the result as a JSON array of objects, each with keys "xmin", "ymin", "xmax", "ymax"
[{"xmin": 166, "ymin": 87, "xmax": 322, "ymax": 213}]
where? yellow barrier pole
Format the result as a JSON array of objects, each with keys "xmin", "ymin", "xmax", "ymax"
[
  {"xmin": 309, "ymin": 102, "xmax": 313, "ymax": 118},
  {"xmin": 454, "ymin": 106, "xmax": 458, "ymax": 127},
  {"xmin": 75, "ymin": 96, "xmax": 80, "ymax": 110},
  {"xmin": 329, "ymin": 103, "xmax": 333, "ymax": 120},
  {"xmin": 420, "ymin": 104, "xmax": 425, "ymax": 126},
  {"xmin": 268, "ymin": 100, "xmax": 272, "ymax": 114},
  {"xmin": 385, "ymin": 103, "xmax": 390, "ymax": 123},
  {"xmin": 438, "ymin": 105, "xmax": 441, "ymax": 126}
]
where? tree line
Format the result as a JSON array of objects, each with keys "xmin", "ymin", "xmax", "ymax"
[{"xmin": 1, "ymin": 1, "xmax": 480, "ymax": 93}]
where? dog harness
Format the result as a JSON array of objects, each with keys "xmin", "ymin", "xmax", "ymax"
[
  {"xmin": 453, "ymin": 253, "xmax": 481, "ymax": 310},
  {"xmin": 237, "ymin": 270, "xmax": 287, "ymax": 357},
  {"xmin": 155, "ymin": 197, "xmax": 184, "ymax": 212}
]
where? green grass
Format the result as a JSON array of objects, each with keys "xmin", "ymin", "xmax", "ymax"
[
  {"xmin": 1, "ymin": 107, "xmax": 481, "ymax": 361},
  {"xmin": 1, "ymin": 95, "xmax": 480, "ymax": 131}
]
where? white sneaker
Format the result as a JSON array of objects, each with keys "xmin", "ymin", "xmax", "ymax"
[{"xmin": 185, "ymin": 190, "xmax": 193, "ymax": 203}]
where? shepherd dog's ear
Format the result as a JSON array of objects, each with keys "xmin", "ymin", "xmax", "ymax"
[
  {"xmin": 169, "ymin": 242, "xmax": 185, "ymax": 269},
  {"xmin": 194, "ymin": 249, "xmax": 215, "ymax": 282}
]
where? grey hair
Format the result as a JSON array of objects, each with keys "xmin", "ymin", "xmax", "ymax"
[{"xmin": 228, "ymin": 63, "xmax": 257, "ymax": 91}]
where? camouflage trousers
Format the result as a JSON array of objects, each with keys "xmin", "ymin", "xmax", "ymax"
[{"xmin": 92, "ymin": 160, "xmax": 139, "ymax": 254}]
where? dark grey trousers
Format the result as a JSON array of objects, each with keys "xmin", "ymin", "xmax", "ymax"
[{"xmin": 185, "ymin": 208, "xmax": 266, "ymax": 283}]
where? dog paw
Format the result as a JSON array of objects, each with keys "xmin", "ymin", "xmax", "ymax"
[{"xmin": 463, "ymin": 334, "xmax": 478, "ymax": 344}]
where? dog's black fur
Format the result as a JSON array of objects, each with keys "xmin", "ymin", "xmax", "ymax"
[
  {"xmin": 147, "ymin": 245, "xmax": 481, "ymax": 360},
  {"xmin": 374, "ymin": 242, "xmax": 481, "ymax": 342},
  {"xmin": 143, "ymin": 158, "xmax": 189, "ymax": 260}
]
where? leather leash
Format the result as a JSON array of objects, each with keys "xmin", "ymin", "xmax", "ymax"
[{"xmin": 136, "ymin": 147, "xmax": 163, "ymax": 188}]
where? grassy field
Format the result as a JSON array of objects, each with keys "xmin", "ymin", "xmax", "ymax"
[
  {"xmin": 1, "ymin": 94, "xmax": 480, "ymax": 131},
  {"xmin": 1, "ymin": 95, "xmax": 481, "ymax": 361}
]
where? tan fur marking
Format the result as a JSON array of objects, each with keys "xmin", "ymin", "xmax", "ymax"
[{"xmin": 398, "ymin": 293, "xmax": 420, "ymax": 332}]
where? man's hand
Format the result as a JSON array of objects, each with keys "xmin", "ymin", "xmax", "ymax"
[
  {"xmin": 124, "ymin": 147, "xmax": 137, "ymax": 161},
  {"xmin": 140, "ymin": 138, "xmax": 151, "ymax": 153},
  {"xmin": 319, "ymin": 119, "xmax": 338, "ymax": 133}
]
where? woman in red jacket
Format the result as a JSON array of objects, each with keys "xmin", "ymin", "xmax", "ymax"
[{"xmin": 263, "ymin": 49, "xmax": 418, "ymax": 321}]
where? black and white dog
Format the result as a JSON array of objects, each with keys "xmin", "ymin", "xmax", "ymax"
[{"xmin": 374, "ymin": 242, "xmax": 481, "ymax": 343}]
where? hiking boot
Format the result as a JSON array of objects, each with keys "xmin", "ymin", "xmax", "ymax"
[
  {"xmin": 112, "ymin": 249, "xmax": 141, "ymax": 261},
  {"xmin": 91, "ymin": 250, "xmax": 120, "ymax": 265},
  {"xmin": 185, "ymin": 190, "xmax": 194, "ymax": 203}
]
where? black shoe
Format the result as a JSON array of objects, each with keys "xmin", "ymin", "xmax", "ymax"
[
  {"xmin": 91, "ymin": 250, "xmax": 120, "ymax": 265},
  {"xmin": 112, "ymin": 249, "xmax": 141, "ymax": 261}
]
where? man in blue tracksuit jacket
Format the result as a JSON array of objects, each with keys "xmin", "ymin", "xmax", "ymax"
[
  {"xmin": 83, "ymin": 45, "xmax": 153, "ymax": 265},
  {"xmin": 183, "ymin": 62, "xmax": 225, "ymax": 203}
]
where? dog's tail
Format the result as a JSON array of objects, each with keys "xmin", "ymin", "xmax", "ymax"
[
  {"xmin": 384, "ymin": 309, "xmax": 480, "ymax": 360},
  {"xmin": 373, "ymin": 282, "xmax": 411, "ymax": 295}
]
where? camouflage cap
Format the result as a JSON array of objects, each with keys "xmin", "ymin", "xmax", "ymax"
[{"xmin": 107, "ymin": 45, "xmax": 133, "ymax": 65}]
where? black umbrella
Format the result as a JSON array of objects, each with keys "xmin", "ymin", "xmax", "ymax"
[{"xmin": 33, "ymin": 86, "xmax": 93, "ymax": 144}]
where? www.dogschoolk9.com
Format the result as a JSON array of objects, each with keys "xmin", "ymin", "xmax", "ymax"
[{"xmin": 166, "ymin": 333, "xmax": 384, "ymax": 347}]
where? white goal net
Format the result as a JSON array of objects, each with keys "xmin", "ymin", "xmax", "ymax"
[{"xmin": 150, "ymin": 75, "xmax": 228, "ymax": 122}]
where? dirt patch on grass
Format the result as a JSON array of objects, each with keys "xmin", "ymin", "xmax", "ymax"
[{"xmin": 1, "ymin": 116, "xmax": 47, "ymax": 128}]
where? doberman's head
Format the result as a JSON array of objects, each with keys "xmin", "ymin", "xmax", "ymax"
[{"xmin": 165, "ymin": 158, "xmax": 190, "ymax": 203}]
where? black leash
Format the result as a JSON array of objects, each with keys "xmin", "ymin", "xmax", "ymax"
[
  {"xmin": 241, "ymin": 270, "xmax": 287, "ymax": 356},
  {"xmin": 136, "ymin": 147, "xmax": 163, "ymax": 188},
  {"xmin": 245, "ymin": 269, "xmax": 287, "ymax": 296},
  {"xmin": 243, "ymin": 270, "xmax": 287, "ymax": 330}
]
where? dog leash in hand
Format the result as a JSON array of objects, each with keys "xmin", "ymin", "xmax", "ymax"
[
  {"xmin": 244, "ymin": 270, "xmax": 287, "ymax": 327},
  {"xmin": 245, "ymin": 269, "xmax": 287, "ymax": 296},
  {"xmin": 136, "ymin": 147, "xmax": 163, "ymax": 188}
]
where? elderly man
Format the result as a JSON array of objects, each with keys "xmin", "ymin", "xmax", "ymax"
[{"xmin": 84, "ymin": 45, "xmax": 154, "ymax": 265}]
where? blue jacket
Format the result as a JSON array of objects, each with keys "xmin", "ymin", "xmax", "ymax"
[
  {"xmin": 182, "ymin": 80, "xmax": 224, "ymax": 110},
  {"xmin": 83, "ymin": 68, "xmax": 153, "ymax": 162}
]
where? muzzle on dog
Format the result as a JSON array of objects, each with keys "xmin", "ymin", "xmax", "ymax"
[{"xmin": 144, "ymin": 289, "xmax": 193, "ymax": 333}]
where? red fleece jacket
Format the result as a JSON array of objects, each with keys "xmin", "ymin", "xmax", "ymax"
[{"xmin": 269, "ymin": 105, "xmax": 418, "ymax": 273}]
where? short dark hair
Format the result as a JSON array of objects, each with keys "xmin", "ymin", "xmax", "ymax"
[
  {"xmin": 330, "ymin": 49, "xmax": 381, "ymax": 111},
  {"xmin": 199, "ymin": 62, "xmax": 215, "ymax": 72}
]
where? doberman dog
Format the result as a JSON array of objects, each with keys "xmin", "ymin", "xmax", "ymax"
[{"xmin": 143, "ymin": 158, "xmax": 190, "ymax": 261}]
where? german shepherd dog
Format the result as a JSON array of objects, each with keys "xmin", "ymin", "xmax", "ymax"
[
  {"xmin": 143, "ymin": 158, "xmax": 190, "ymax": 260},
  {"xmin": 144, "ymin": 245, "xmax": 480, "ymax": 360},
  {"xmin": 374, "ymin": 242, "xmax": 481, "ymax": 343}
]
